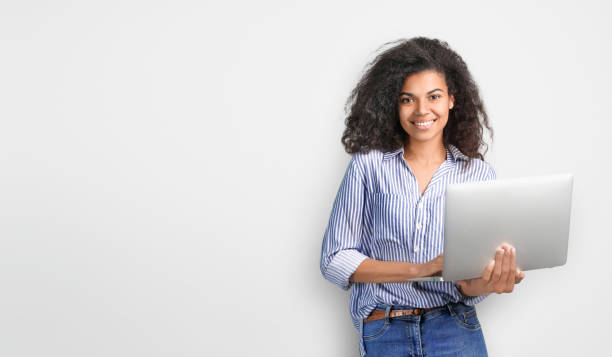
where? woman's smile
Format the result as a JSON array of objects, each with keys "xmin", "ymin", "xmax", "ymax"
[{"xmin": 410, "ymin": 118, "xmax": 438, "ymax": 130}]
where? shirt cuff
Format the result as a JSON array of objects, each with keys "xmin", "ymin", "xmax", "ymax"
[{"xmin": 324, "ymin": 249, "xmax": 369, "ymax": 291}]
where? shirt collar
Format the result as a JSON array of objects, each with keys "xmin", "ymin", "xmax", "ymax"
[{"xmin": 382, "ymin": 144, "xmax": 468, "ymax": 162}]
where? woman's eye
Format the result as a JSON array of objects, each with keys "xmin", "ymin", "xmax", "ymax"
[
  {"xmin": 430, "ymin": 94, "xmax": 441, "ymax": 100},
  {"xmin": 400, "ymin": 97, "xmax": 413, "ymax": 103}
]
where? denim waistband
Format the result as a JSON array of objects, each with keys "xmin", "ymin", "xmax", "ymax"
[{"xmin": 373, "ymin": 302, "xmax": 459, "ymax": 310}]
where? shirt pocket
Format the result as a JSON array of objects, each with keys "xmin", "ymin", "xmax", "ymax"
[{"xmin": 371, "ymin": 193, "xmax": 414, "ymax": 248}]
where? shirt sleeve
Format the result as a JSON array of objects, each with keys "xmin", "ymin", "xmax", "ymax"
[
  {"xmin": 484, "ymin": 164, "xmax": 497, "ymax": 181},
  {"xmin": 319, "ymin": 153, "xmax": 370, "ymax": 291},
  {"xmin": 457, "ymin": 161, "xmax": 497, "ymax": 305}
]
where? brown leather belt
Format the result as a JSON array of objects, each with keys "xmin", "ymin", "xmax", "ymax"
[{"xmin": 363, "ymin": 305, "xmax": 446, "ymax": 323}]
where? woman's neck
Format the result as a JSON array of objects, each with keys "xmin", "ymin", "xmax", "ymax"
[{"xmin": 403, "ymin": 140, "xmax": 446, "ymax": 166}]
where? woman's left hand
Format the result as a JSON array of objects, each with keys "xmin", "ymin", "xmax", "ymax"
[{"xmin": 456, "ymin": 243, "xmax": 525, "ymax": 297}]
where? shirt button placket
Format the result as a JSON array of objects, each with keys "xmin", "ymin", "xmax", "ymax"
[
  {"xmin": 415, "ymin": 199, "xmax": 425, "ymax": 258},
  {"xmin": 414, "ymin": 221, "xmax": 422, "ymax": 257}
]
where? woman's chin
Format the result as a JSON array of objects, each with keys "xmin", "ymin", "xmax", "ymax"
[{"xmin": 407, "ymin": 130, "xmax": 442, "ymax": 143}]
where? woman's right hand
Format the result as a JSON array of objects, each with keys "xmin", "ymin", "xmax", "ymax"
[{"xmin": 427, "ymin": 253, "xmax": 444, "ymax": 277}]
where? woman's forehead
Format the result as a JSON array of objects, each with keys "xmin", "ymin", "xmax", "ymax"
[{"xmin": 400, "ymin": 70, "xmax": 448, "ymax": 94}]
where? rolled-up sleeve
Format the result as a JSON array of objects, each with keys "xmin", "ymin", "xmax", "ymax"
[{"xmin": 320, "ymin": 154, "xmax": 370, "ymax": 291}]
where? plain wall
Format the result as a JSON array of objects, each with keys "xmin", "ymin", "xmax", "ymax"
[{"xmin": 1, "ymin": 1, "xmax": 611, "ymax": 356}]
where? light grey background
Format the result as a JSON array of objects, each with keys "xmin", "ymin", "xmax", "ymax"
[{"xmin": 1, "ymin": 1, "xmax": 610, "ymax": 356}]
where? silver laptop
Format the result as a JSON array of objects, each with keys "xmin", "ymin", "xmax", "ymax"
[{"xmin": 408, "ymin": 173, "xmax": 574, "ymax": 282}]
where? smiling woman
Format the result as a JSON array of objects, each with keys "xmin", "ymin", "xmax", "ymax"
[
  {"xmin": 320, "ymin": 37, "xmax": 524, "ymax": 357},
  {"xmin": 399, "ymin": 71, "xmax": 453, "ymax": 135}
]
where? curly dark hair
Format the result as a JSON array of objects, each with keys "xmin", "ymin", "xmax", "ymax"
[{"xmin": 341, "ymin": 37, "xmax": 493, "ymax": 161}]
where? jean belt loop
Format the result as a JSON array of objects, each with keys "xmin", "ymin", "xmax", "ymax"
[
  {"xmin": 384, "ymin": 305, "xmax": 392, "ymax": 323},
  {"xmin": 446, "ymin": 302, "xmax": 455, "ymax": 317}
]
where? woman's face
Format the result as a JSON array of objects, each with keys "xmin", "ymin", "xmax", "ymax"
[{"xmin": 398, "ymin": 70, "xmax": 454, "ymax": 145}]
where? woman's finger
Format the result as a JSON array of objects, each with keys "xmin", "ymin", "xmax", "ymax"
[
  {"xmin": 496, "ymin": 246, "xmax": 511, "ymax": 293},
  {"xmin": 491, "ymin": 247, "xmax": 504, "ymax": 284},
  {"xmin": 515, "ymin": 269, "xmax": 525, "ymax": 284},
  {"xmin": 506, "ymin": 246, "xmax": 517, "ymax": 288},
  {"xmin": 482, "ymin": 259, "xmax": 495, "ymax": 282},
  {"xmin": 500, "ymin": 245, "xmax": 511, "ymax": 281}
]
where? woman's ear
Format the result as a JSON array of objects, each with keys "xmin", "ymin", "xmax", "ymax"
[{"xmin": 449, "ymin": 94, "xmax": 455, "ymax": 110}]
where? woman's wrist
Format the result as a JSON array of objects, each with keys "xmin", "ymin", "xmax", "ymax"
[
  {"xmin": 404, "ymin": 261, "xmax": 428, "ymax": 280},
  {"xmin": 456, "ymin": 281, "xmax": 489, "ymax": 297},
  {"xmin": 408, "ymin": 261, "xmax": 439, "ymax": 279},
  {"xmin": 457, "ymin": 281, "xmax": 481, "ymax": 297},
  {"xmin": 456, "ymin": 282, "xmax": 470, "ymax": 296}
]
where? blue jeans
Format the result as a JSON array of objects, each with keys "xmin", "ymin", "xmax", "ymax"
[{"xmin": 360, "ymin": 302, "xmax": 488, "ymax": 357}]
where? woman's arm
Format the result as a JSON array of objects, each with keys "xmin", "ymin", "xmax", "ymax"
[
  {"xmin": 349, "ymin": 254, "xmax": 443, "ymax": 283},
  {"xmin": 320, "ymin": 154, "xmax": 370, "ymax": 291}
]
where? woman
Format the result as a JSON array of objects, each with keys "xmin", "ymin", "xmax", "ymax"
[{"xmin": 319, "ymin": 37, "xmax": 525, "ymax": 356}]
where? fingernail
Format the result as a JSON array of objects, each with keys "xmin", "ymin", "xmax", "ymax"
[{"xmin": 512, "ymin": 247, "xmax": 516, "ymax": 254}]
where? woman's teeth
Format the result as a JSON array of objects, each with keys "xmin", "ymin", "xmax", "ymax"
[{"xmin": 411, "ymin": 119, "xmax": 436, "ymax": 129}]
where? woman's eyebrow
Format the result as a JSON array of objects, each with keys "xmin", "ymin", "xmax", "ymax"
[{"xmin": 400, "ymin": 88, "xmax": 444, "ymax": 96}]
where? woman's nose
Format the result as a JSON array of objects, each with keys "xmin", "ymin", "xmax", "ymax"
[{"xmin": 415, "ymin": 100, "xmax": 430, "ymax": 116}]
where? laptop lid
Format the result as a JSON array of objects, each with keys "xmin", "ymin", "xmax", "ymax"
[{"xmin": 439, "ymin": 173, "xmax": 574, "ymax": 281}]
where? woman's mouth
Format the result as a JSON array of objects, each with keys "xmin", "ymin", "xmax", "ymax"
[{"xmin": 410, "ymin": 119, "xmax": 437, "ymax": 130}]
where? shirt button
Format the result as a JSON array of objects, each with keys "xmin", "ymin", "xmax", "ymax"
[
  {"xmin": 414, "ymin": 247, "xmax": 420, "ymax": 253},
  {"xmin": 418, "ymin": 202, "xmax": 423, "ymax": 209},
  {"xmin": 416, "ymin": 223, "xmax": 422, "ymax": 230}
]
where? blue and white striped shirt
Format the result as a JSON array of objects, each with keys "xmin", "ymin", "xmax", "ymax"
[{"xmin": 320, "ymin": 144, "xmax": 496, "ymax": 336}]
